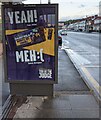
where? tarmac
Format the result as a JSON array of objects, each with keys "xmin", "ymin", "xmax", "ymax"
[
  {"xmin": 8, "ymin": 48, "xmax": 99, "ymax": 119},
  {"xmin": 64, "ymin": 48, "xmax": 101, "ymax": 101}
]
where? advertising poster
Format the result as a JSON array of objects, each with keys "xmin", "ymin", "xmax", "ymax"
[{"xmin": 3, "ymin": 4, "xmax": 58, "ymax": 82}]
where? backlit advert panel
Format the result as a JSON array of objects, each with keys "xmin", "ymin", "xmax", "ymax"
[{"xmin": 4, "ymin": 4, "xmax": 58, "ymax": 81}]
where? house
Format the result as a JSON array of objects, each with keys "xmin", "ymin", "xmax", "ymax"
[
  {"xmin": 58, "ymin": 21, "xmax": 65, "ymax": 29},
  {"xmin": 73, "ymin": 20, "xmax": 86, "ymax": 32},
  {"xmin": 67, "ymin": 19, "xmax": 86, "ymax": 32},
  {"xmin": 93, "ymin": 16, "xmax": 101, "ymax": 32}
]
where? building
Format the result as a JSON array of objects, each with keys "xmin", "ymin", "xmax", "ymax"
[
  {"xmin": 67, "ymin": 15, "xmax": 100, "ymax": 32},
  {"xmin": 73, "ymin": 20, "xmax": 86, "ymax": 32},
  {"xmin": 58, "ymin": 21, "xmax": 65, "ymax": 29},
  {"xmin": 85, "ymin": 16, "xmax": 94, "ymax": 32},
  {"xmin": 93, "ymin": 16, "xmax": 101, "ymax": 32},
  {"xmin": 67, "ymin": 19, "xmax": 86, "ymax": 32}
]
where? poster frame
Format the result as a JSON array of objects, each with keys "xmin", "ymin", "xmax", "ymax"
[{"xmin": 2, "ymin": 3, "xmax": 58, "ymax": 84}]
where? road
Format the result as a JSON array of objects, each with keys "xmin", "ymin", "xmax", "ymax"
[
  {"xmin": 62, "ymin": 31, "xmax": 100, "ymax": 98},
  {"xmin": 65, "ymin": 32, "xmax": 99, "ymax": 48},
  {"xmin": 62, "ymin": 31, "xmax": 99, "ymax": 81},
  {"xmin": 63, "ymin": 32, "xmax": 99, "ymax": 65}
]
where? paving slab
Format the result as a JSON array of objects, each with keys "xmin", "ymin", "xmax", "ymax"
[
  {"xmin": 12, "ymin": 48, "xmax": 99, "ymax": 119},
  {"xmin": 55, "ymin": 49, "xmax": 89, "ymax": 91},
  {"xmin": 1, "ymin": 47, "xmax": 99, "ymax": 119},
  {"xmin": 72, "ymin": 109, "xmax": 99, "ymax": 118},
  {"xmin": 69, "ymin": 95, "xmax": 99, "ymax": 109},
  {"xmin": 64, "ymin": 48, "xmax": 101, "ymax": 100},
  {"xmin": 0, "ymin": 56, "xmax": 10, "ymax": 119},
  {"xmin": 13, "ymin": 94, "xmax": 99, "ymax": 119}
]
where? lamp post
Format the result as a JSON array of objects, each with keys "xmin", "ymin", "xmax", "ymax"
[{"xmin": 48, "ymin": 0, "xmax": 50, "ymax": 4}]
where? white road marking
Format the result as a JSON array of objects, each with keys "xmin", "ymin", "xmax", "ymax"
[{"xmin": 65, "ymin": 49, "xmax": 91, "ymax": 65}]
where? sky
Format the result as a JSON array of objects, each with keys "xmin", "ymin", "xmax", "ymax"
[{"xmin": 23, "ymin": 0, "xmax": 100, "ymax": 21}]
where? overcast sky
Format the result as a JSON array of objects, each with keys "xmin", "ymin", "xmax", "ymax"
[{"xmin": 23, "ymin": 0, "xmax": 100, "ymax": 21}]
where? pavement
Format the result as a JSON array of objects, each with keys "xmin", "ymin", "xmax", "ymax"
[
  {"xmin": 0, "ymin": 33, "xmax": 99, "ymax": 119},
  {"xmin": 0, "ymin": 43, "xmax": 10, "ymax": 119},
  {"xmin": 0, "ymin": 43, "xmax": 2, "ymax": 56},
  {"xmin": 0, "ymin": 43, "xmax": 100, "ymax": 119},
  {"xmin": 6, "ymin": 48, "xmax": 99, "ymax": 119},
  {"xmin": 55, "ymin": 48, "xmax": 89, "ymax": 91},
  {"xmin": 64, "ymin": 48, "xmax": 101, "ymax": 101},
  {"xmin": 61, "ymin": 31, "xmax": 100, "ymax": 101},
  {"xmin": 13, "ymin": 94, "xmax": 99, "ymax": 119}
]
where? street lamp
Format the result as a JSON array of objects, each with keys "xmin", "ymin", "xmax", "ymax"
[{"xmin": 48, "ymin": 0, "xmax": 50, "ymax": 4}]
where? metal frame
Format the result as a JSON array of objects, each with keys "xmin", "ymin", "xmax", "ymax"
[
  {"xmin": 2, "ymin": 4, "xmax": 58, "ymax": 84},
  {"xmin": 10, "ymin": 83, "xmax": 54, "ymax": 96}
]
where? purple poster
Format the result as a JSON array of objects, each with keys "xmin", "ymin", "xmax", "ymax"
[{"xmin": 4, "ymin": 4, "xmax": 57, "ymax": 81}]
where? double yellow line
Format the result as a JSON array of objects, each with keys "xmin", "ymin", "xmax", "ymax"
[{"xmin": 81, "ymin": 66, "xmax": 101, "ymax": 97}]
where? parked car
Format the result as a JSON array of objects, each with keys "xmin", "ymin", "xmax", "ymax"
[
  {"xmin": 58, "ymin": 35, "xmax": 62, "ymax": 46},
  {"xmin": 60, "ymin": 30, "xmax": 67, "ymax": 35}
]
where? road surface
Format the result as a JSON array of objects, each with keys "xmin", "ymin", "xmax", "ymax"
[
  {"xmin": 62, "ymin": 31, "xmax": 100, "ymax": 99},
  {"xmin": 62, "ymin": 31, "xmax": 99, "ymax": 83}
]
